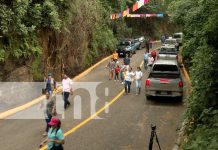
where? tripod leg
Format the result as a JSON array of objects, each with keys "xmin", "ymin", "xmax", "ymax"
[
  {"xmin": 154, "ymin": 131, "xmax": 161, "ymax": 150},
  {"xmin": 149, "ymin": 131, "xmax": 154, "ymax": 150}
]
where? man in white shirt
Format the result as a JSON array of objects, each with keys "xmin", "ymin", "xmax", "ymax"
[
  {"xmin": 62, "ymin": 74, "xmax": 73, "ymax": 109},
  {"xmin": 124, "ymin": 67, "xmax": 135, "ymax": 94},
  {"xmin": 135, "ymin": 67, "xmax": 143, "ymax": 95}
]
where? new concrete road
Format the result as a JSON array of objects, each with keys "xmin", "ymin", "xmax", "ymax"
[{"xmin": 0, "ymin": 45, "xmax": 185, "ymax": 150}]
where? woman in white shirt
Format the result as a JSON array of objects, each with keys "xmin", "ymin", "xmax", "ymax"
[
  {"xmin": 148, "ymin": 54, "xmax": 154, "ymax": 67},
  {"xmin": 124, "ymin": 67, "xmax": 135, "ymax": 95},
  {"xmin": 135, "ymin": 67, "xmax": 143, "ymax": 95}
]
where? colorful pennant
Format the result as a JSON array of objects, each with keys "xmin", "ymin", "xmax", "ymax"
[{"xmin": 132, "ymin": 2, "xmax": 138, "ymax": 12}]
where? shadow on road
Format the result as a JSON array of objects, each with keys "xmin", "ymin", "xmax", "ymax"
[{"xmin": 145, "ymin": 96, "xmax": 183, "ymax": 107}]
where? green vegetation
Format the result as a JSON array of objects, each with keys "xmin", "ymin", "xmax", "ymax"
[
  {"xmin": 0, "ymin": 0, "xmax": 118, "ymax": 80},
  {"xmin": 169, "ymin": 0, "xmax": 218, "ymax": 149},
  {"xmin": 0, "ymin": 0, "xmax": 69, "ymax": 60}
]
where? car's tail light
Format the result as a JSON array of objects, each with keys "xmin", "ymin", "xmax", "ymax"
[
  {"xmin": 146, "ymin": 79, "xmax": 150, "ymax": 88},
  {"xmin": 178, "ymin": 81, "xmax": 183, "ymax": 88},
  {"xmin": 176, "ymin": 55, "xmax": 178, "ymax": 60}
]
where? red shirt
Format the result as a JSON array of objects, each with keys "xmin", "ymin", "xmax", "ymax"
[
  {"xmin": 151, "ymin": 50, "xmax": 157, "ymax": 57},
  {"xmin": 115, "ymin": 67, "xmax": 120, "ymax": 73}
]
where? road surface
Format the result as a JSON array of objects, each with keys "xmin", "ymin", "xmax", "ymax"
[{"xmin": 0, "ymin": 45, "xmax": 185, "ymax": 150}]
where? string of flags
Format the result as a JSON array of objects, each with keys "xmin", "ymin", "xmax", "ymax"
[
  {"xmin": 111, "ymin": 0, "xmax": 149, "ymax": 19},
  {"xmin": 126, "ymin": 13, "xmax": 172, "ymax": 18},
  {"xmin": 110, "ymin": 0, "xmax": 172, "ymax": 19},
  {"xmin": 127, "ymin": 13, "xmax": 164, "ymax": 18}
]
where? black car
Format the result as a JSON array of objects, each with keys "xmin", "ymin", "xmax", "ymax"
[{"xmin": 116, "ymin": 40, "xmax": 136, "ymax": 57}]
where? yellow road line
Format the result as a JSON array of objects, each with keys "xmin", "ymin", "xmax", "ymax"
[
  {"xmin": 0, "ymin": 55, "xmax": 112, "ymax": 119},
  {"xmin": 39, "ymin": 89, "xmax": 125, "ymax": 150},
  {"xmin": 140, "ymin": 61, "xmax": 144, "ymax": 68},
  {"xmin": 72, "ymin": 55, "xmax": 112, "ymax": 82}
]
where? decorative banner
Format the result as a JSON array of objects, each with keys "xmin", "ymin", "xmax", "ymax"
[
  {"xmin": 127, "ymin": 14, "xmax": 141, "ymax": 18},
  {"xmin": 157, "ymin": 14, "xmax": 164, "ymax": 17},
  {"xmin": 126, "ymin": 13, "xmax": 165, "ymax": 18}
]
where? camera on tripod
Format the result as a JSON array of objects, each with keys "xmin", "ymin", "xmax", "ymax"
[{"xmin": 151, "ymin": 124, "xmax": 156, "ymax": 130}]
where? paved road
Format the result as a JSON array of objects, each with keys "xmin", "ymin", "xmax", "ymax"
[{"xmin": 0, "ymin": 46, "xmax": 185, "ymax": 150}]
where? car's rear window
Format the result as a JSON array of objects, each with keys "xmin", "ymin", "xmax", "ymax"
[
  {"xmin": 150, "ymin": 72, "xmax": 180, "ymax": 79},
  {"xmin": 152, "ymin": 64, "xmax": 178, "ymax": 72},
  {"xmin": 173, "ymin": 34, "xmax": 182, "ymax": 38},
  {"xmin": 159, "ymin": 48, "xmax": 177, "ymax": 54},
  {"xmin": 165, "ymin": 40, "xmax": 177, "ymax": 44},
  {"xmin": 120, "ymin": 41, "xmax": 130, "ymax": 46}
]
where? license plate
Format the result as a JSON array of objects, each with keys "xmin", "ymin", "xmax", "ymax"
[
  {"xmin": 160, "ymin": 79, "xmax": 169, "ymax": 83},
  {"xmin": 120, "ymin": 53, "xmax": 123, "ymax": 55},
  {"xmin": 160, "ymin": 92, "xmax": 168, "ymax": 95}
]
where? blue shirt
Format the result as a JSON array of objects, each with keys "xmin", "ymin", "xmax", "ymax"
[
  {"xmin": 144, "ymin": 53, "xmax": 148, "ymax": 60},
  {"xmin": 46, "ymin": 79, "xmax": 56, "ymax": 92},
  {"xmin": 123, "ymin": 57, "xmax": 130, "ymax": 65},
  {"xmin": 48, "ymin": 128, "xmax": 64, "ymax": 150}
]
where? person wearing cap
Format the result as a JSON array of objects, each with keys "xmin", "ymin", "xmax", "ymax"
[
  {"xmin": 62, "ymin": 74, "xmax": 73, "ymax": 109},
  {"xmin": 45, "ymin": 73, "xmax": 57, "ymax": 95},
  {"xmin": 40, "ymin": 117, "xmax": 64, "ymax": 150},
  {"xmin": 151, "ymin": 50, "xmax": 157, "ymax": 61}
]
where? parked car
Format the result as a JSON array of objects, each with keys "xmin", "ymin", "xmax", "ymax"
[
  {"xmin": 157, "ymin": 46, "xmax": 178, "ymax": 61},
  {"xmin": 134, "ymin": 36, "xmax": 146, "ymax": 49},
  {"xmin": 173, "ymin": 32, "xmax": 183, "ymax": 46},
  {"xmin": 145, "ymin": 59, "xmax": 183, "ymax": 100},
  {"xmin": 133, "ymin": 39, "xmax": 141, "ymax": 50},
  {"xmin": 116, "ymin": 40, "xmax": 137, "ymax": 57},
  {"xmin": 162, "ymin": 38, "xmax": 179, "ymax": 51}
]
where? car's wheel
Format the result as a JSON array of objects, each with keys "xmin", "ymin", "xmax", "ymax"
[
  {"xmin": 177, "ymin": 96, "xmax": 183, "ymax": 102},
  {"xmin": 146, "ymin": 94, "xmax": 152, "ymax": 100}
]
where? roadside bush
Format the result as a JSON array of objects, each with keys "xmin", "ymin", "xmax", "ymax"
[{"xmin": 169, "ymin": 0, "xmax": 218, "ymax": 149}]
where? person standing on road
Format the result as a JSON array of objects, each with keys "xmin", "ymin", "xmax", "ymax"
[
  {"xmin": 45, "ymin": 73, "xmax": 57, "ymax": 95},
  {"xmin": 62, "ymin": 74, "xmax": 73, "ymax": 109},
  {"xmin": 151, "ymin": 50, "xmax": 157, "ymax": 61},
  {"xmin": 106, "ymin": 58, "xmax": 116, "ymax": 80},
  {"xmin": 123, "ymin": 54, "xmax": 130, "ymax": 69},
  {"xmin": 161, "ymin": 35, "xmax": 166, "ymax": 44},
  {"xmin": 135, "ymin": 67, "xmax": 143, "ymax": 95},
  {"xmin": 146, "ymin": 39, "xmax": 150, "ymax": 53},
  {"xmin": 124, "ymin": 67, "xmax": 135, "ymax": 95},
  {"xmin": 42, "ymin": 91, "xmax": 56, "ymax": 137},
  {"xmin": 120, "ymin": 62, "xmax": 126, "ymax": 84},
  {"xmin": 40, "ymin": 117, "xmax": 64, "ymax": 150},
  {"xmin": 144, "ymin": 51, "xmax": 149, "ymax": 69},
  {"xmin": 112, "ymin": 50, "xmax": 119, "ymax": 63},
  {"xmin": 148, "ymin": 53, "xmax": 154, "ymax": 67},
  {"xmin": 114, "ymin": 65, "xmax": 120, "ymax": 81}
]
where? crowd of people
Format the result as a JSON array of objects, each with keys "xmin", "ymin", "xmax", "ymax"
[
  {"xmin": 106, "ymin": 51, "xmax": 143, "ymax": 95},
  {"xmin": 40, "ymin": 73, "xmax": 73, "ymax": 149},
  {"xmin": 40, "ymin": 48, "xmax": 156, "ymax": 149}
]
